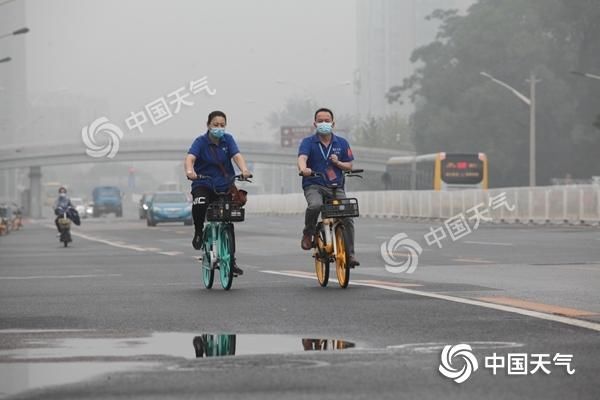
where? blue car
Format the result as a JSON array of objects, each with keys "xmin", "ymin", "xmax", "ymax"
[{"xmin": 146, "ymin": 192, "xmax": 192, "ymax": 227}]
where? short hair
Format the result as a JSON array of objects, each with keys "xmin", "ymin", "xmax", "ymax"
[
  {"xmin": 314, "ymin": 108, "xmax": 334, "ymax": 121},
  {"xmin": 207, "ymin": 110, "xmax": 227, "ymax": 125}
]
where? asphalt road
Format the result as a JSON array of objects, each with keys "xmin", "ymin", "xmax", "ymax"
[{"xmin": 1, "ymin": 213, "xmax": 599, "ymax": 399}]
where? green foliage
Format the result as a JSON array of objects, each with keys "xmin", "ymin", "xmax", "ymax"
[{"xmin": 388, "ymin": 0, "xmax": 600, "ymax": 187}]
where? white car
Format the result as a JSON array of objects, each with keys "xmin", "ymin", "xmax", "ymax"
[{"xmin": 85, "ymin": 203, "xmax": 94, "ymax": 218}]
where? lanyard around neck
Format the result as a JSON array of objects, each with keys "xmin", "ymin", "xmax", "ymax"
[{"xmin": 318, "ymin": 141, "xmax": 332, "ymax": 161}]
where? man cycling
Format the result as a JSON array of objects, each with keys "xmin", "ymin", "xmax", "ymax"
[
  {"xmin": 297, "ymin": 107, "xmax": 360, "ymax": 268},
  {"xmin": 184, "ymin": 110, "xmax": 251, "ymax": 276}
]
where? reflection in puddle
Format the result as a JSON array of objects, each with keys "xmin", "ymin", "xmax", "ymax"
[
  {"xmin": 302, "ymin": 338, "xmax": 355, "ymax": 351},
  {"xmin": 0, "ymin": 332, "xmax": 355, "ymax": 397},
  {"xmin": 192, "ymin": 334, "xmax": 355, "ymax": 358},
  {"xmin": 193, "ymin": 334, "xmax": 236, "ymax": 357},
  {"xmin": 1, "ymin": 333, "xmax": 356, "ymax": 361}
]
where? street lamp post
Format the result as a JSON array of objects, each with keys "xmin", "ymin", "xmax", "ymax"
[{"xmin": 481, "ymin": 71, "xmax": 540, "ymax": 186}]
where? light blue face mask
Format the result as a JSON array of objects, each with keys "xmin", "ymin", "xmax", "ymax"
[
  {"xmin": 316, "ymin": 122, "xmax": 333, "ymax": 135},
  {"xmin": 209, "ymin": 127, "xmax": 226, "ymax": 139}
]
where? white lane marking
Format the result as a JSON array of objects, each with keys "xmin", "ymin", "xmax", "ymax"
[
  {"xmin": 261, "ymin": 270, "xmax": 600, "ymax": 333},
  {"xmin": 40, "ymin": 224, "xmax": 150, "ymax": 252},
  {"xmin": 73, "ymin": 232, "xmax": 150, "ymax": 252},
  {"xmin": 40, "ymin": 224, "xmax": 184, "ymax": 257},
  {"xmin": 0, "ymin": 274, "xmax": 122, "ymax": 280},
  {"xmin": 463, "ymin": 241, "xmax": 513, "ymax": 246}
]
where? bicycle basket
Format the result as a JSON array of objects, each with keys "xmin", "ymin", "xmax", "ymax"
[
  {"xmin": 58, "ymin": 217, "xmax": 71, "ymax": 226},
  {"xmin": 321, "ymin": 198, "xmax": 359, "ymax": 218},
  {"xmin": 206, "ymin": 202, "xmax": 245, "ymax": 222}
]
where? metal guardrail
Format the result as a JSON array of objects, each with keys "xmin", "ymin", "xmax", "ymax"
[{"xmin": 245, "ymin": 185, "xmax": 600, "ymax": 224}]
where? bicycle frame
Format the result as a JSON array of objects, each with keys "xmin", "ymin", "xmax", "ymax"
[
  {"xmin": 204, "ymin": 220, "xmax": 230, "ymax": 271},
  {"xmin": 317, "ymin": 217, "xmax": 343, "ymax": 262}
]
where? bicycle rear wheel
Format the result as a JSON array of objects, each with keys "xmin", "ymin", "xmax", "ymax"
[
  {"xmin": 219, "ymin": 225, "xmax": 234, "ymax": 290},
  {"xmin": 201, "ymin": 227, "xmax": 214, "ymax": 289},
  {"xmin": 334, "ymin": 225, "xmax": 350, "ymax": 288},
  {"xmin": 314, "ymin": 227, "xmax": 329, "ymax": 287}
]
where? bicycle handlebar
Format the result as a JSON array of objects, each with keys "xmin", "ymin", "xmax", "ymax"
[
  {"xmin": 298, "ymin": 169, "xmax": 364, "ymax": 177},
  {"xmin": 189, "ymin": 173, "xmax": 253, "ymax": 182}
]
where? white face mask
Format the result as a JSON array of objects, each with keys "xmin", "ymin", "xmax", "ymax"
[
  {"xmin": 59, "ymin": 193, "xmax": 66, "ymax": 198},
  {"xmin": 316, "ymin": 122, "xmax": 333, "ymax": 135}
]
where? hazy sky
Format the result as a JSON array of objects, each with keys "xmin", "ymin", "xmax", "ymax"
[{"xmin": 24, "ymin": 0, "xmax": 357, "ymax": 141}]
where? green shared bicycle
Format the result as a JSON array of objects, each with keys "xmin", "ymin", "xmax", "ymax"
[{"xmin": 197, "ymin": 174, "xmax": 250, "ymax": 290}]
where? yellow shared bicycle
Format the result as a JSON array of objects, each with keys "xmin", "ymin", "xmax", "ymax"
[{"xmin": 303, "ymin": 169, "xmax": 363, "ymax": 288}]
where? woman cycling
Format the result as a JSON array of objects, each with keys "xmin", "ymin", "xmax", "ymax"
[{"xmin": 184, "ymin": 110, "xmax": 252, "ymax": 276}]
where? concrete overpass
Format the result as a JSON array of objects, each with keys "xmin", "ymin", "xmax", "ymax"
[{"xmin": 0, "ymin": 139, "xmax": 410, "ymax": 217}]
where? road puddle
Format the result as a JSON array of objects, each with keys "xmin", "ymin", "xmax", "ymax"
[{"xmin": 0, "ymin": 331, "xmax": 355, "ymax": 397}]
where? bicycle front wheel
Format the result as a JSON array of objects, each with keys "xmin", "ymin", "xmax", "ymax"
[
  {"xmin": 219, "ymin": 225, "xmax": 234, "ymax": 290},
  {"xmin": 334, "ymin": 225, "xmax": 350, "ymax": 288},
  {"xmin": 201, "ymin": 227, "xmax": 214, "ymax": 289},
  {"xmin": 314, "ymin": 229, "xmax": 329, "ymax": 287}
]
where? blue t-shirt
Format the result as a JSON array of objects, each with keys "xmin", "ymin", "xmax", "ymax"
[
  {"xmin": 187, "ymin": 132, "xmax": 240, "ymax": 192},
  {"xmin": 298, "ymin": 133, "xmax": 354, "ymax": 189}
]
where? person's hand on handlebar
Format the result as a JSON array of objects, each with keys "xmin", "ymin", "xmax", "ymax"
[
  {"xmin": 300, "ymin": 168, "xmax": 313, "ymax": 177},
  {"xmin": 241, "ymin": 170, "xmax": 252, "ymax": 180},
  {"xmin": 186, "ymin": 169, "xmax": 198, "ymax": 180}
]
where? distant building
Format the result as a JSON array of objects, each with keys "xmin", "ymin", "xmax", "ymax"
[{"xmin": 355, "ymin": 0, "xmax": 474, "ymax": 118}]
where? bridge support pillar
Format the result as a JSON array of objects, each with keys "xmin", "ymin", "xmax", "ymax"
[{"xmin": 28, "ymin": 166, "xmax": 42, "ymax": 219}]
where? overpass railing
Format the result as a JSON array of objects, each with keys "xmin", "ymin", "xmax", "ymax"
[{"xmin": 245, "ymin": 185, "xmax": 600, "ymax": 224}]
